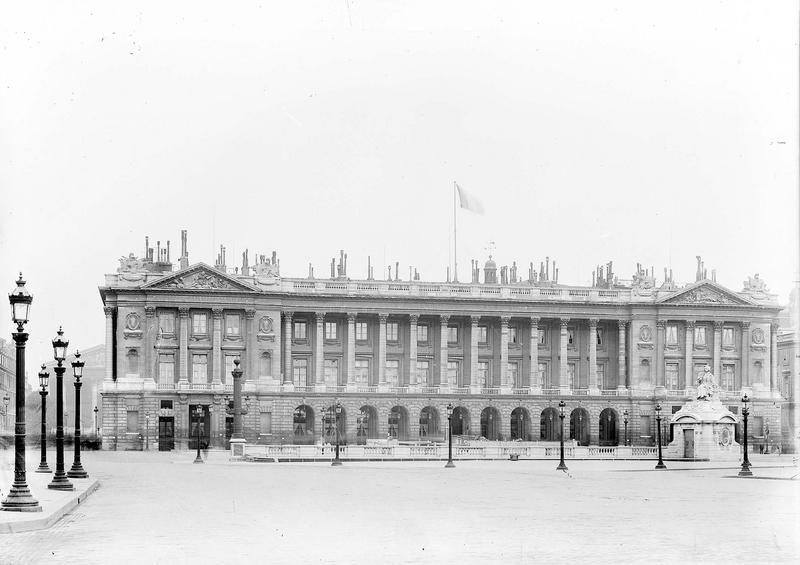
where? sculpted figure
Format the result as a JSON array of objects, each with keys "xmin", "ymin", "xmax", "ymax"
[{"xmin": 696, "ymin": 364, "xmax": 716, "ymax": 401}]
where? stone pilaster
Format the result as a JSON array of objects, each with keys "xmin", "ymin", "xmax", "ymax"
[
  {"xmin": 246, "ymin": 309, "xmax": 256, "ymax": 383},
  {"xmin": 315, "ymin": 312, "xmax": 325, "ymax": 385},
  {"xmin": 500, "ymin": 316, "xmax": 510, "ymax": 389},
  {"xmin": 713, "ymin": 321, "xmax": 723, "ymax": 380},
  {"xmin": 588, "ymin": 318, "xmax": 599, "ymax": 392},
  {"xmin": 617, "ymin": 320, "xmax": 627, "ymax": 391},
  {"xmin": 470, "ymin": 315, "xmax": 480, "ymax": 391},
  {"xmin": 212, "ymin": 308, "xmax": 223, "ymax": 385},
  {"xmin": 408, "ymin": 314, "xmax": 418, "ymax": 386},
  {"xmin": 104, "ymin": 306, "xmax": 115, "ymax": 382},
  {"xmin": 178, "ymin": 307, "xmax": 189, "ymax": 384},
  {"xmin": 770, "ymin": 322, "xmax": 779, "ymax": 395},
  {"xmin": 378, "ymin": 314, "xmax": 388, "ymax": 385},
  {"xmin": 559, "ymin": 318, "xmax": 569, "ymax": 393},
  {"xmin": 685, "ymin": 320, "xmax": 695, "ymax": 391},
  {"xmin": 654, "ymin": 320, "xmax": 666, "ymax": 396},
  {"xmin": 282, "ymin": 312, "xmax": 293, "ymax": 384},
  {"xmin": 144, "ymin": 306, "xmax": 156, "ymax": 383},
  {"xmin": 529, "ymin": 317, "xmax": 540, "ymax": 392},
  {"xmin": 740, "ymin": 321, "xmax": 750, "ymax": 389},
  {"xmin": 439, "ymin": 315, "xmax": 449, "ymax": 387},
  {"xmin": 346, "ymin": 313, "xmax": 356, "ymax": 385}
]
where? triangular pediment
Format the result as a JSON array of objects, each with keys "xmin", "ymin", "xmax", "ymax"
[
  {"xmin": 142, "ymin": 263, "xmax": 259, "ymax": 292},
  {"xmin": 657, "ymin": 281, "xmax": 755, "ymax": 306}
]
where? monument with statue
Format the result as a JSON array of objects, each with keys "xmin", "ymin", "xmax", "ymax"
[{"xmin": 664, "ymin": 364, "xmax": 741, "ymax": 461}]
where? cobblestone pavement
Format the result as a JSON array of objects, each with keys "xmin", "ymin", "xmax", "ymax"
[{"xmin": 1, "ymin": 449, "xmax": 798, "ymax": 564}]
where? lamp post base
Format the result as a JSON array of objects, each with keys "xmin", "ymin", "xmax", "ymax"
[
  {"xmin": 48, "ymin": 474, "xmax": 75, "ymax": 491},
  {"xmin": 445, "ymin": 460, "xmax": 455, "ymax": 468},
  {"xmin": 655, "ymin": 461, "xmax": 667, "ymax": 469},
  {"xmin": 738, "ymin": 463, "xmax": 753, "ymax": 477},
  {"xmin": 35, "ymin": 462, "xmax": 52, "ymax": 473},
  {"xmin": 331, "ymin": 458, "xmax": 343, "ymax": 467},
  {"xmin": 556, "ymin": 461, "xmax": 568, "ymax": 471},
  {"xmin": 67, "ymin": 463, "xmax": 88, "ymax": 479},
  {"xmin": 0, "ymin": 485, "xmax": 42, "ymax": 512}
]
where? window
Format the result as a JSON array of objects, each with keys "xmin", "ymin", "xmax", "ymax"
[
  {"xmin": 224, "ymin": 354, "xmax": 240, "ymax": 382},
  {"xmin": 721, "ymin": 364, "xmax": 735, "ymax": 391},
  {"xmin": 293, "ymin": 358, "xmax": 308, "ymax": 386},
  {"xmin": 324, "ymin": 321, "xmax": 337, "ymax": 340},
  {"xmin": 126, "ymin": 411, "xmax": 139, "ymax": 433},
  {"xmin": 127, "ymin": 349, "xmax": 139, "ymax": 374},
  {"xmin": 192, "ymin": 354, "xmax": 207, "ymax": 383},
  {"xmin": 225, "ymin": 314, "xmax": 240, "ymax": 337},
  {"xmin": 596, "ymin": 327, "xmax": 604, "ymax": 347},
  {"xmin": 192, "ymin": 313, "xmax": 208, "ymax": 335},
  {"xmin": 448, "ymin": 325, "xmax": 458, "ymax": 344},
  {"xmin": 477, "ymin": 326, "xmax": 489, "ymax": 344},
  {"xmin": 386, "ymin": 359, "xmax": 400, "ymax": 387},
  {"xmin": 568, "ymin": 362, "xmax": 576, "ymax": 389},
  {"xmin": 417, "ymin": 324, "xmax": 429, "ymax": 343},
  {"xmin": 538, "ymin": 362, "xmax": 548, "ymax": 387},
  {"xmin": 355, "ymin": 322, "xmax": 369, "ymax": 341},
  {"xmin": 509, "ymin": 326, "xmax": 518, "ymax": 344},
  {"xmin": 666, "ymin": 324, "xmax": 678, "ymax": 346},
  {"xmin": 666, "ymin": 363, "xmax": 679, "ymax": 390},
  {"xmin": 417, "ymin": 360, "xmax": 431, "ymax": 385},
  {"xmin": 293, "ymin": 321, "xmax": 307, "ymax": 340},
  {"xmin": 478, "ymin": 361, "xmax": 490, "ymax": 388},
  {"xmin": 694, "ymin": 326, "xmax": 706, "ymax": 347},
  {"xmin": 723, "ymin": 327, "xmax": 735, "ymax": 348},
  {"xmin": 160, "ymin": 400, "xmax": 173, "ymax": 410},
  {"xmin": 751, "ymin": 416, "xmax": 764, "ymax": 437},
  {"xmin": 324, "ymin": 358, "xmax": 339, "ymax": 384},
  {"xmin": 158, "ymin": 353, "xmax": 175, "ymax": 384},
  {"xmin": 640, "ymin": 359, "xmax": 651, "ymax": 383},
  {"xmin": 447, "ymin": 361, "xmax": 460, "ymax": 386},
  {"xmin": 567, "ymin": 328, "xmax": 575, "ymax": 346},
  {"xmin": 539, "ymin": 328, "xmax": 547, "ymax": 346},
  {"xmin": 387, "ymin": 322, "xmax": 399, "ymax": 342},
  {"xmin": 508, "ymin": 361, "xmax": 519, "ymax": 386},
  {"xmin": 260, "ymin": 413, "xmax": 272, "ymax": 435},
  {"xmin": 259, "ymin": 352, "xmax": 272, "ymax": 377},
  {"xmin": 753, "ymin": 361, "xmax": 763, "ymax": 384},
  {"xmin": 597, "ymin": 363, "xmax": 606, "ymax": 389},
  {"xmin": 159, "ymin": 312, "xmax": 175, "ymax": 335},
  {"xmin": 355, "ymin": 359, "xmax": 370, "ymax": 384},
  {"xmin": 640, "ymin": 415, "xmax": 651, "ymax": 437}
]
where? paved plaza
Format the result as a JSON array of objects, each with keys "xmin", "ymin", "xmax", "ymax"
[{"xmin": 0, "ymin": 448, "xmax": 798, "ymax": 564}]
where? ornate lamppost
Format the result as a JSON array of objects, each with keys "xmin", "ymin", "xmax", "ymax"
[
  {"xmin": 557, "ymin": 400, "xmax": 568, "ymax": 471},
  {"xmin": 738, "ymin": 394, "xmax": 753, "ymax": 477},
  {"xmin": 193, "ymin": 405, "xmax": 204, "ymax": 464},
  {"xmin": 48, "ymin": 327, "xmax": 74, "ymax": 491},
  {"xmin": 623, "ymin": 409, "xmax": 629, "ymax": 446},
  {"xmin": 93, "ymin": 406, "xmax": 99, "ymax": 436},
  {"xmin": 1, "ymin": 274, "xmax": 41, "ymax": 511},
  {"xmin": 67, "ymin": 351, "xmax": 88, "ymax": 479},
  {"xmin": 144, "ymin": 412, "xmax": 150, "ymax": 451},
  {"xmin": 332, "ymin": 401, "xmax": 343, "ymax": 466},
  {"xmin": 445, "ymin": 403, "xmax": 455, "ymax": 468},
  {"xmin": 655, "ymin": 403, "xmax": 666, "ymax": 469},
  {"xmin": 36, "ymin": 365, "xmax": 51, "ymax": 473}
]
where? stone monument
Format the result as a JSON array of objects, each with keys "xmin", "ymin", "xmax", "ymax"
[{"xmin": 664, "ymin": 364, "xmax": 741, "ymax": 461}]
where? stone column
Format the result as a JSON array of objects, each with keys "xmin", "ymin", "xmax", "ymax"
[
  {"xmin": 529, "ymin": 317, "xmax": 540, "ymax": 392},
  {"xmin": 104, "ymin": 306, "xmax": 115, "ymax": 382},
  {"xmin": 713, "ymin": 321, "xmax": 723, "ymax": 380},
  {"xmin": 282, "ymin": 312, "xmax": 293, "ymax": 384},
  {"xmin": 559, "ymin": 318, "xmax": 569, "ymax": 393},
  {"xmin": 212, "ymin": 308, "xmax": 223, "ymax": 385},
  {"xmin": 500, "ymin": 316, "xmax": 510, "ymax": 389},
  {"xmin": 470, "ymin": 315, "xmax": 480, "ymax": 390},
  {"xmin": 178, "ymin": 307, "xmax": 189, "ymax": 384},
  {"xmin": 617, "ymin": 321, "xmax": 627, "ymax": 391},
  {"xmin": 408, "ymin": 314, "xmax": 418, "ymax": 386},
  {"xmin": 144, "ymin": 306, "xmax": 156, "ymax": 383},
  {"xmin": 246, "ymin": 309, "xmax": 256, "ymax": 383},
  {"xmin": 741, "ymin": 321, "xmax": 750, "ymax": 389},
  {"xmin": 315, "ymin": 312, "xmax": 325, "ymax": 385},
  {"xmin": 770, "ymin": 322, "xmax": 779, "ymax": 395},
  {"xmin": 439, "ymin": 315, "xmax": 449, "ymax": 387},
  {"xmin": 655, "ymin": 320, "xmax": 666, "ymax": 395},
  {"xmin": 378, "ymin": 314, "xmax": 387, "ymax": 385},
  {"xmin": 588, "ymin": 319, "xmax": 599, "ymax": 392},
  {"xmin": 685, "ymin": 320, "xmax": 695, "ymax": 391},
  {"xmin": 346, "ymin": 313, "xmax": 356, "ymax": 385}
]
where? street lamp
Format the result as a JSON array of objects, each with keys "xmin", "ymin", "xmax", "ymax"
[
  {"xmin": 193, "ymin": 405, "xmax": 204, "ymax": 464},
  {"xmin": 332, "ymin": 401, "xmax": 343, "ymax": 466},
  {"xmin": 93, "ymin": 406, "xmax": 99, "ymax": 436},
  {"xmin": 67, "ymin": 350, "xmax": 88, "ymax": 479},
  {"xmin": 623, "ymin": 410, "xmax": 629, "ymax": 446},
  {"xmin": 231, "ymin": 358, "xmax": 244, "ymax": 441},
  {"xmin": 48, "ymin": 327, "xmax": 74, "ymax": 491},
  {"xmin": 1, "ymin": 273, "xmax": 42, "ymax": 512},
  {"xmin": 655, "ymin": 404, "xmax": 666, "ymax": 469},
  {"xmin": 738, "ymin": 394, "xmax": 753, "ymax": 477},
  {"xmin": 557, "ymin": 400, "xmax": 568, "ymax": 471},
  {"xmin": 445, "ymin": 403, "xmax": 455, "ymax": 468},
  {"xmin": 145, "ymin": 412, "xmax": 150, "ymax": 451},
  {"xmin": 36, "ymin": 365, "xmax": 51, "ymax": 473}
]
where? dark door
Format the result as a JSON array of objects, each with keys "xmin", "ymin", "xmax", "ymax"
[
  {"xmin": 225, "ymin": 417, "xmax": 234, "ymax": 449},
  {"xmin": 158, "ymin": 417, "xmax": 174, "ymax": 451},
  {"xmin": 189, "ymin": 405, "xmax": 210, "ymax": 450},
  {"xmin": 684, "ymin": 429, "xmax": 694, "ymax": 458}
]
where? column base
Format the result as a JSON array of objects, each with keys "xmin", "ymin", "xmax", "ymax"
[
  {"xmin": 229, "ymin": 438, "xmax": 247, "ymax": 459},
  {"xmin": 35, "ymin": 462, "xmax": 52, "ymax": 473},
  {"xmin": 1, "ymin": 484, "xmax": 42, "ymax": 513},
  {"xmin": 67, "ymin": 463, "xmax": 89, "ymax": 479},
  {"xmin": 588, "ymin": 388, "xmax": 601, "ymax": 396},
  {"xmin": 48, "ymin": 473, "xmax": 75, "ymax": 491}
]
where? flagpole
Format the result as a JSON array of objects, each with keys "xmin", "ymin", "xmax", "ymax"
[{"xmin": 453, "ymin": 181, "xmax": 458, "ymax": 283}]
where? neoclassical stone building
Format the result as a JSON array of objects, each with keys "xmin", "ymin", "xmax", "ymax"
[{"xmin": 99, "ymin": 235, "xmax": 784, "ymax": 451}]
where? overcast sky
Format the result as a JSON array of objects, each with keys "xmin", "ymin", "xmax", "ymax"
[{"xmin": 1, "ymin": 1, "xmax": 798, "ymax": 381}]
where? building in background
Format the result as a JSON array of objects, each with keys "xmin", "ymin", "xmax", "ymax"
[
  {"xmin": 98, "ymin": 232, "xmax": 785, "ymax": 452},
  {"xmin": 777, "ymin": 285, "xmax": 799, "ymax": 452},
  {"xmin": 0, "ymin": 338, "xmax": 15, "ymax": 438}
]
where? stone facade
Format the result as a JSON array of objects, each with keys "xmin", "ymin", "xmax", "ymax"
[
  {"xmin": 99, "ymin": 245, "xmax": 785, "ymax": 451},
  {"xmin": 0, "ymin": 339, "xmax": 15, "ymax": 436}
]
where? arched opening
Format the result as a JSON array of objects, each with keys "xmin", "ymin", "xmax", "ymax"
[
  {"xmin": 293, "ymin": 405, "xmax": 315, "ymax": 445},
  {"xmin": 419, "ymin": 406, "xmax": 441, "ymax": 441},
  {"xmin": 570, "ymin": 408, "xmax": 590, "ymax": 446},
  {"xmin": 510, "ymin": 407, "xmax": 531, "ymax": 440},
  {"xmin": 322, "ymin": 405, "xmax": 347, "ymax": 444},
  {"xmin": 388, "ymin": 406, "xmax": 409, "ymax": 441},
  {"xmin": 599, "ymin": 408, "xmax": 618, "ymax": 446},
  {"xmin": 451, "ymin": 406, "xmax": 470, "ymax": 436},
  {"xmin": 540, "ymin": 407, "xmax": 560, "ymax": 441},
  {"xmin": 357, "ymin": 405, "xmax": 378, "ymax": 444},
  {"xmin": 480, "ymin": 407, "xmax": 501, "ymax": 440}
]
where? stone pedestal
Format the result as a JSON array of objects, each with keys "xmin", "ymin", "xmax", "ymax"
[
  {"xmin": 229, "ymin": 438, "xmax": 247, "ymax": 460},
  {"xmin": 665, "ymin": 398, "xmax": 739, "ymax": 461}
]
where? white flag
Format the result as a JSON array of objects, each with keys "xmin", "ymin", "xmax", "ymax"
[{"xmin": 456, "ymin": 183, "xmax": 485, "ymax": 215}]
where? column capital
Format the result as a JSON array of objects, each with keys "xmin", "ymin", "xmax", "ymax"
[
  {"xmin": 616, "ymin": 320, "xmax": 627, "ymax": 330},
  {"xmin": 178, "ymin": 306, "xmax": 190, "ymax": 317},
  {"xmin": 144, "ymin": 306, "xmax": 156, "ymax": 318},
  {"xmin": 315, "ymin": 311, "xmax": 326, "ymax": 322},
  {"xmin": 470, "ymin": 315, "xmax": 481, "ymax": 325},
  {"xmin": 409, "ymin": 313, "xmax": 419, "ymax": 324},
  {"xmin": 212, "ymin": 307, "xmax": 223, "ymax": 319},
  {"xmin": 283, "ymin": 311, "xmax": 294, "ymax": 321},
  {"xmin": 685, "ymin": 319, "xmax": 696, "ymax": 329},
  {"xmin": 245, "ymin": 309, "xmax": 256, "ymax": 320},
  {"xmin": 560, "ymin": 318, "xmax": 570, "ymax": 328},
  {"xmin": 655, "ymin": 319, "xmax": 667, "ymax": 330},
  {"xmin": 378, "ymin": 313, "xmax": 388, "ymax": 324},
  {"xmin": 713, "ymin": 320, "xmax": 724, "ymax": 331},
  {"xmin": 500, "ymin": 315, "xmax": 511, "ymax": 326},
  {"xmin": 770, "ymin": 322, "xmax": 780, "ymax": 333},
  {"xmin": 741, "ymin": 321, "xmax": 751, "ymax": 329},
  {"xmin": 588, "ymin": 318, "xmax": 599, "ymax": 328},
  {"xmin": 440, "ymin": 314, "xmax": 450, "ymax": 324},
  {"xmin": 347, "ymin": 312, "xmax": 357, "ymax": 323},
  {"xmin": 103, "ymin": 306, "xmax": 115, "ymax": 316},
  {"xmin": 529, "ymin": 316, "xmax": 540, "ymax": 327}
]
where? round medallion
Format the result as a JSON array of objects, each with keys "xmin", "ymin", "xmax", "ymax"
[
  {"xmin": 639, "ymin": 325, "xmax": 652, "ymax": 342},
  {"xmin": 125, "ymin": 312, "xmax": 141, "ymax": 331},
  {"xmin": 720, "ymin": 427, "xmax": 731, "ymax": 446},
  {"xmin": 752, "ymin": 328, "xmax": 764, "ymax": 344}
]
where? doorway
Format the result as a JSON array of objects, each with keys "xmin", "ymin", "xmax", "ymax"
[
  {"xmin": 158, "ymin": 417, "xmax": 174, "ymax": 451},
  {"xmin": 684, "ymin": 429, "xmax": 694, "ymax": 458}
]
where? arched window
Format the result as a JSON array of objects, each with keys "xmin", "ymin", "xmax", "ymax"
[
  {"xmin": 640, "ymin": 359, "xmax": 651, "ymax": 384},
  {"xmin": 127, "ymin": 349, "xmax": 139, "ymax": 374}
]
